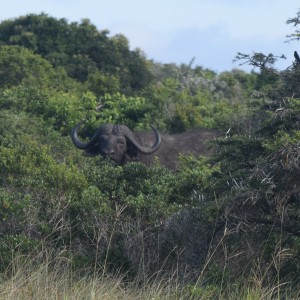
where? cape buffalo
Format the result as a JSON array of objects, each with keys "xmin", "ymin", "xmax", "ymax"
[{"xmin": 71, "ymin": 122, "xmax": 220, "ymax": 170}]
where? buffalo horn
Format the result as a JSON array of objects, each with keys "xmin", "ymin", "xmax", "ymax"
[
  {"xmin": 71, "ymin": 121, "xmax": 110, "ymax": 149},
  {"xmin": 122, "ymin": 125, "xmax": 161, "ymax": 154}
]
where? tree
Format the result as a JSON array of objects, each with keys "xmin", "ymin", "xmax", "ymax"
[
  {"xmin": 205, "ymin": 10, "xmax": 300, "ymax": 283},
  {"xmin": 0, "ymin": 45, "xmax": 54, "ymax": 87},
  {"xmin": 0, "ymin": 14, "xmax": 153, "ymax": 94}
]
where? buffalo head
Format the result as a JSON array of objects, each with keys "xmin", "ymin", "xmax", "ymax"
[{"xmin": 71, "ymin": 122, "xmax": 161, "ymax": 164}]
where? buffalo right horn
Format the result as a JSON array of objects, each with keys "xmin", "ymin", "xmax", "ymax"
[{"xmin": 122, "ymin": 125, "xmax": 161, "ymax": 154}]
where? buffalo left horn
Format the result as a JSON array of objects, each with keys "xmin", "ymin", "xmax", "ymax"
[{"xmin": 71, "ymin": 121, "xmax": 113, "ymax": 149}]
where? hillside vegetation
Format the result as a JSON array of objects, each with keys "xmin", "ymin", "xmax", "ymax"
[{"xmin": 0, "ymin": 13, "xmax": 299, "ymax": 298}]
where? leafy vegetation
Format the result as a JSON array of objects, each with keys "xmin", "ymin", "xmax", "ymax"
[{"xmin": 0, "ymin": 12, "xmax": 299, "ymax": 298}]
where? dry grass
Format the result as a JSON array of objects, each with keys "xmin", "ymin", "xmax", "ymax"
[
  {"xmin": 0, "ymin": 251, "xmax": 178, "ymax": 300},
  {"xmin": 0, "ymin": 250, "xmax": 299, "ymax": 300}
]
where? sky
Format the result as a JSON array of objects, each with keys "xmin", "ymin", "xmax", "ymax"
[{"xmin": 1, "ymin": 0, "xmax": 300, "ymax": 73}]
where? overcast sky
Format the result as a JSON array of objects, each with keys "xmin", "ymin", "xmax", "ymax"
[{"xmin": 1, "ymin": 0, "xmax": 300, "ymax": 72}]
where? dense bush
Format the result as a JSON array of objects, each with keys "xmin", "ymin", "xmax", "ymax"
[
  {"xmin": 0, "ymin": 11, "xmax": 299, "ymax": 292},
  {"xmin": 0, "ymin": 128, "xmax": 219, "ymax": 273}
]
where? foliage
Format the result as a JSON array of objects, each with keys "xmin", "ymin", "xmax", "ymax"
[
  {"xmin": 205, "ymin": 10, "xmax": 300, "ymax": 283},
  {"xmin": 86, "ymin": 70, "xmax": 120, "ymax": 97},
  {"xmin": 91, "ymin": 93, "xmax": 151, "ymax": 130},
  {"xmin": 0, "ymin": 13, "xmax": 153, "ymax": 94},
  {"xmin": 0, "ymin": 45, "xmax": 54, "ymax": 88},
  {"xmin": 142, "ymin": 77, "xmax": 252, "ymax": 133},
  {"xmin": 0, "ymin": 9, "xmax": 300, "ymax": 290},
  {"xmin": 0, "ymin": 125, "xmax": 219, "ymax": 272}
]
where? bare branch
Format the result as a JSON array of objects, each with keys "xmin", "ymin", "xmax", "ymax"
[{"xmin": 233, "ymin": 52, "xmax": 285, "ymax": 73}]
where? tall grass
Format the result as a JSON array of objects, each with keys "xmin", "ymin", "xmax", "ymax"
[
  {"xmin": 0, "ymin": 248, "xmax": 299, "ymax": 300},
  {"xmin": 1, "ymin": 208, "xmax": 299, "ymax": 299},
  {"xmin": 0, "ymin": 251, "xmax": 176, "ymax": 300}
]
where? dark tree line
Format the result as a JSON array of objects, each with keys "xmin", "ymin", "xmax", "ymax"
[{"xmin": 0, "ymin": 13, "xmax": 153, "ymax": 94}]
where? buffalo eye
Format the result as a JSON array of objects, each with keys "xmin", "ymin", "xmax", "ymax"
[{"xmin": 98, "ymin": 135, "xmax": 108, "ymax": 144}]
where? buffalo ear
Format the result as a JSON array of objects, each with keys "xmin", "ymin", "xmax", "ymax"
[{"xmin": 124, "ymin": 140, "xmax": 140, "ymax": 160}]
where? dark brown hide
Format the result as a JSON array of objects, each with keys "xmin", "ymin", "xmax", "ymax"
[
  {"xmin": 71, "ymin": 122, "xmax": 220, "ymax": 170},
  {"xmin": 134, "ymin": 128, "xmax": 220, "ymax": 170}
]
